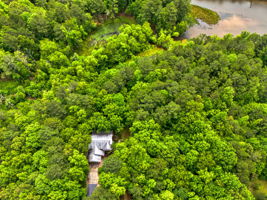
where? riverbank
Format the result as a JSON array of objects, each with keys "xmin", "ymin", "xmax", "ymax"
[
  {"xmin": 186, "ymin": 0, "xmax": 267, "ymax": 38},
  {"xmin": 191, "ymin": 4, "xmax": 220, "ymax": 25}
]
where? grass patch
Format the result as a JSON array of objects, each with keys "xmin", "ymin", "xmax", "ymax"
[
  {"xmin": 92, "ymin": 16, "xmax": 136, "ymax": 41},
  {"xmin": 79, "ymin": 15, "xmax": 136, "ymax": 55},
  {"xmin": 191, "ymin": 5, "xmax": 220, "ymax": 25},
  {"xmin": 138, "ymin": 47, "xmax": 164, "ymax": 57}
]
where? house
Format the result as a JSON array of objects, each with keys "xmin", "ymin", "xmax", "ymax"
[
  {"xmin": 88, "ymin": 131, "xmax": 113, "ymax": 163},
  {"xmin": 87, "ymin": 132, "xmax": 113, "ymax": 196}
]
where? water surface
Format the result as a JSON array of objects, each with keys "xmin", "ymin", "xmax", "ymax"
[{"xmin": 185, "ymin": 0, "xmax": 267, "ymax": 38}]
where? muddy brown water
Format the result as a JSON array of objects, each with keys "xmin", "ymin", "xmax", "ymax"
[{"xmin": 185, "ymin": 0, "xmax": 267, "ymax": 38}]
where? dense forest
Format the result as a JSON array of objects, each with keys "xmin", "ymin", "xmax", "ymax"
[{"xmin": 0, "ymin": 0, "xmax": 267, "ymax": 199}]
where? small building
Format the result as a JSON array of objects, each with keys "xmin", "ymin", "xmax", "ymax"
[
  {"xmin": 88, "ymin": 131, "xmax": 113, "ymax": 163},
  {"xmin": 87, "ymin": 132, "xmax": 113, "ymax": 197}
]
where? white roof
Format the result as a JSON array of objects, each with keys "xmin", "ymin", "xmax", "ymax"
[
  {"xmin": 91, "ymin": 134, "xmax": 113, "ymax": 141},
  {"xmin": 88, "ymin": 132, "xmax": 113, "ymax": 163},
  {"xmin": 89, "ymin": 154, "xmax": 102, "ymax": 163},
  {"xmin": 93, "ymin": 146, "xmax": 105, "ymax": 156}
]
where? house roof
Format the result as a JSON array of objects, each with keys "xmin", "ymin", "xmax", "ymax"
[
  {"xmin": 89, "ymin": 153, "xmax": 102, "ymax": 163},
  {"xmin": 91, "ymin": 132, "xmax": 113, "ymax": 141},
  {"xmin": 93, "ymin": 146, "xmax": 105, "ymax": 156},
  {"xmin": 88, "ymin": 132, "xmax": 113, "ymax": 163}
]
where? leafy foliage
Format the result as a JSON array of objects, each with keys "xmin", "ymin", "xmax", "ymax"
[{"xmin": 0, "ymin": 0, "xmax": 266, "ymax": 200}]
